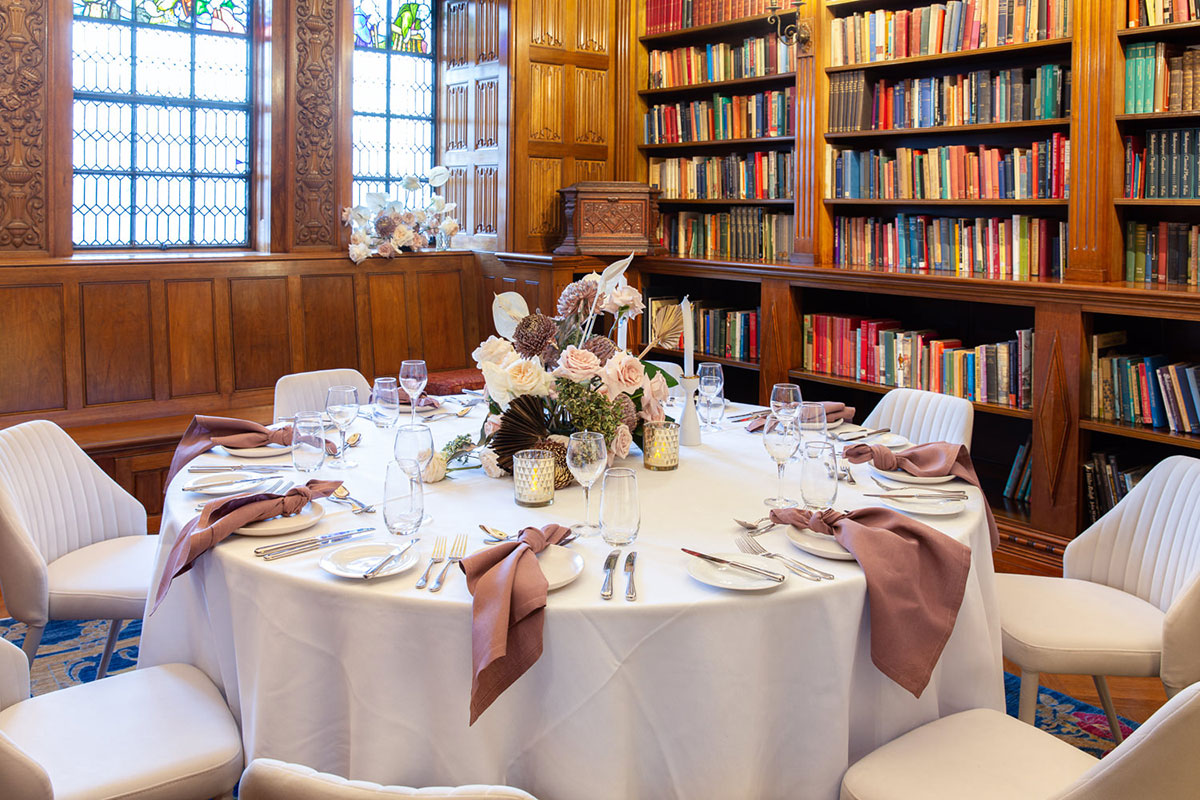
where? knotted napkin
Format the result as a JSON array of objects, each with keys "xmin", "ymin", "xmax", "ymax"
[
  {"xmin": 746, "ymin": 401, "xmax": 856, "ymax": 431},
  {"xmin": 844, "ymin": 441, "xmax": 997, "ymax": 550},
  {"xmin": 770, "ymin": 507, "xmax": 971, "ymax": 698},
  {"xmin": 152, "ymin": 479, "xmax": 342, "ymax": 612},
  {"xmin": 166, "ymin": 415, "xmax": 336, "ymax": 485},
  {"xmin": 401, "ymin": 394, "xmax": 442, "ymax": 410},
  {"xmin": 458, "ymin": 523, "xmax": 571, "ymax": 724}
]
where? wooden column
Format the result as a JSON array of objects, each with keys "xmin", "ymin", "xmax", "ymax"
[
  {"xmin": 759, "ymin": 279, "xmax": 800, "ymax": 403},
  {"xmin": 792, "ymin": 6, "xmax": 821, "ymax": 265}
]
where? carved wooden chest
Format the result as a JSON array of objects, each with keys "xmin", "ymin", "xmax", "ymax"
[{"xmin": 554, "ymin": 181, "xmax": 661, "ymax": 255}]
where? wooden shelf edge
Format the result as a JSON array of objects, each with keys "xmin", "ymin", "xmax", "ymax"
[
  {"xmin": 1080, "ymin": 418, "xmax": 1200, "ymax": 450},
  {"xmin": 1118, "ymin": 19, "xmax": 1200, "ymax": 40},
  {"xmin": 786, "ymin": 368, "xmax": 1033, "ymax": 419},
  {"xmin": 826, "ymin": 37, "xmax": 1073, "ymax": 74},
  {"xmin": 825, "ymin": 119, "xmax": 1070, "ymax": 140},
  {"xmin": 824, "ymin": 198, "xmax": 1069, "ymax": 206},
  {"xmin": 640, "ymin": 72, "xmax": 797, "ymax": 98},
  {"xmin": 1116, "ymin": 110, "xmax": 1200, "ymax": 122},
  {"xmin": 656, "ymin": 198, "xmax": 795, "ymax": 205},
  {"xmin": 639, "ymin": 10, "xmax": 797, "ymax": 44},
  {"xmin": 1114, "ymin": 199, "xmax": 1200, "ymax": 206},
  {"xmin": 640, "ymin": 136, "xmax": 796, "ymax": 150},
  {"xmin": 647, "ymin": 346, "xmax": 761, "ymax": 371}
]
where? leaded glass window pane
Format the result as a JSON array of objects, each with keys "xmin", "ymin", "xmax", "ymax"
[
  {"xmin": 72, "ymin": 0, "xmax": 252, "ymax": 248},
  {"xmin": 351, "ymin": 0, "xmax": 436, "ymax": 207}
]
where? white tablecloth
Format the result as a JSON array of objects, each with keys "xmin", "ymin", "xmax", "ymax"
[{"xmin": 140, "ymin": 403, "xmax": 1003, "ymax": 800}]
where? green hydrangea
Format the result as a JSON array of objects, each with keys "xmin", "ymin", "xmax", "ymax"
[{"xmin": 551, "ymin": 377, "xmax": 621, "ymax": 441}]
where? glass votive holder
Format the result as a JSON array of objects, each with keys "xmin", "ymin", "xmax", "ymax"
[
  {"xmin": 513, "ymin": 449, "xmax": 556, "ymax": 507},
  {"xmin": 643, "ymin": 421, "xmax": 680, "ymax": 471}
]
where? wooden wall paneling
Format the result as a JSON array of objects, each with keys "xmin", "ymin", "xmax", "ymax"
[
  {"xmin": 300, "ymin": 274, "xmax": 359, "ymax": 371},
  {"xmin": 149, "ymin": 278, "xmax": 170, "ymax": 401},
  {"xmin": 529, "ymin": 62, "xmax": 565, "ymax": 143},
  {"xmin": 1030, "ymin": 301, "xmax": 1085, "ymax": 539},
  {"xmin": 0, "ymin": 285, "xmax": 65, "ymax": 413},
  {"xmin": 61, "ymin": 278, "xmax": 84, "ymax": 410},
  {"xmin": 446, "ymin": 82, "xmax": 470, "ymax": 152},
  {"xmin": 613, "ymin": 0, "xmax": 644, "ymax": 182},
  {"xmin": 269, "ymin": 0, "xmax": 292, "ymax": 250},
  {"xmin": 0, "ymin": 0, "xmax": 50, "ymax": 256},
  {"xmin": 166, "ymin": 280, "xmax": 219, "ymax": 398},
  {"xmin": 212, "ymin": 275, "xmax": 236, "ymax": 395},
  {"xmin": 80, "ymin": 282, "xmax": 154, "ymax": 406},
  {"xmin": 794, "ymin": 6, "xmax": 820, "ymax": 265},
  {"xmin": 229, "ymin": 276, "xmax": 292, "ymax": 391},
  {"xmin": 413, "ymin": 268, "xmax": 471, "ymax": 369},
  {"xmin": 759, "ymin": 279, "xmax": 800, "ymax": 402}
]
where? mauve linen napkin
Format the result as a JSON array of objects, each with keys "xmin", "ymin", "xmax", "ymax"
[
  {"xmin": 152, "ymin": 479, "xmax": 341, "ymax": 612},
  {"xmin": 843, "ymin": 441, "xmax": 997, "ymax": 550},
  {"xmin": 458, "ymin": 523, "xmax": 571, "ymax": 724},
  {"xmin": 165, "ymin": 415, "xmax": 336, "ymax": 485},
  {"xmin": 746, "ymin": 401, "xmax": 856, "ymax": 431},
  {"xmin": 770, "ymin": 507, "xmax": 971, "ymax": 698},
  {"xmin": 401, "ymin": 394, "xmax": 442, "ymax": 409}
]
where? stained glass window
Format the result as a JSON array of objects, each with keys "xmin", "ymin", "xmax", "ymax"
[
  {"xmin": 352, "ymin": 0, "xmax": 436, "ymax": 205},
  {"xmin": 72, "ymin": 0, "xmax": 252, "ymax": 248}
]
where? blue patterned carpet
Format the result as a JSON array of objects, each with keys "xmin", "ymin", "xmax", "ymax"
[{"xmin": 0, "ymin": 617, "xmax": 1138, "ymax": 756}]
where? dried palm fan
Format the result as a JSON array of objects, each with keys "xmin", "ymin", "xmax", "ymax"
[
  {"xmin": 638, "ymin": 302, "xmax": 685, "ymax": 359},
  {"xmin": 491, "ymin": 394, "xmax": 551, "ymax": 472}
]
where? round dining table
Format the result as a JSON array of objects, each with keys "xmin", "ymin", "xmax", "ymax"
[{"xmin": 139, "ymin": 400, "xmax": 1004, "ymax": 800}]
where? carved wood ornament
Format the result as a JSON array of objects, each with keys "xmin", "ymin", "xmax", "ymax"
[
  {"xmin": 293, "ymin": 0, "xmax": 337, "ymax": 246},
  {"xmin": 0, "ymin": 0, "xmax": 47, "ymax": 250}
]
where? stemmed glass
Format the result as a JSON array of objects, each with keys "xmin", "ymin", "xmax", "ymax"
[
  {"xmin": 394, "ymin": 424, "xmax": 435, "ymax": 523},
  {"xmin": 371, "ymin": 377, "xmax": 402, "ymax": 428},
  {"xmin": 797, "ymin": 401, "xmax": 828, "ymax": 445},
  {"xmin": 770, "ymin": 383, "xmax": 803, "ymax": 423},
  {"xmin": 761, "ymin": 413, "xmax": 801, "ymax": 508},
  {"xmin": 599, "ymin": 468, "xmax": 640, "ymax": 546},
  {"xmin": 383, "ymin": 460, "xmax": 424, "ymax": 536},
  {"xmin": 799, "ymin": 441, "xmax": 840, "ymax": 511},
  {"xmin": 698, "ymin": 362, "xmax": 724, "ymax": 432},
  {"xmin": 567, "ymin": 431, "xmax": 607, "ymax": 537},
  {"xmin": 325, "ymin": 385, "xmax": 359, "ymax": 470},
  {"xmin": 399, "ymin": 360, "xmax": 429, "ymax": 426}
]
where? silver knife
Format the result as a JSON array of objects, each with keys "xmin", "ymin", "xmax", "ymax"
[
  {"xmin": 189, "ymin": 465, "xmax": 288, "ymax": 473},
  {"xmin": 600, "ymin": 549, "xmax": 620, "ymax": 600},
  {"xmin": 838, "ymin": 427, "xmax": 891, "ymax": 442},
  {"xmin": 363, "ymin": 539, "xmax": 417, "ymax": 580},
  {"xmin": 624, "ymin": 551, "xmax": 638, "ymax": 601},
  {"xmin": 260, "ymin": 531, "xmax": 374, "ymax": 561},
  {"xmin": 680, "ymin": 548, "xmax": 786, "ymax": 582},
  {"xmin": 254, "ymin": 527, "xmax": 374, "ymax": 557}
]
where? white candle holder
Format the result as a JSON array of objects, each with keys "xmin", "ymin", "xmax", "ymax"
[
  {"xmin": 678, "ymin": 375, "xmax": 701, "ymax": 447},
  {"xmin": 643, "ymin": 421, "xmax": 680, "ymax": 470},
  {"xmin": 513, "ymin": 449, "xmax": 556, "ymax": 507}
]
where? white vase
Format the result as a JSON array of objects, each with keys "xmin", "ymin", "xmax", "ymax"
[{"xmin": 678, "ymin": 375, "xmax": 701, "ymax": 447}]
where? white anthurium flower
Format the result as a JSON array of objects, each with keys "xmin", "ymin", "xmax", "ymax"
[
  {"xmin": 341, "ymin": 205, "xmax": 370, "ymax": 227},
  {"xmin": 426, "ymin": 165, "xmax": 451, "ymax": 187},
  {"xmin": 441, "ymin": 202, "xmax": 458, "ymax": 214},
  {"xmin": 426, "ymin": 194, "xmax": 446, "ymax": 213},
  {"xmin": 364, "ymin": 193, "xmax": 388, "ymax": 213},
  {"xmin": 492, "ymin": 291, "xmax": 530, "ymax": 340},
  {"xmin": 401, "ymin": 174, "xmax": 422, "ymax": 192},
  {"xmin": 598, "ymin": 252, "xmax": 635, "ymax": 293}
]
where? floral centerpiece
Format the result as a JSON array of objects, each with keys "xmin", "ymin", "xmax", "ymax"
[
  {"xmin": 341, "ymin": 165, "xmax": 462, "ymax": 263},
  {"xmin": 473, "ymin": 254, "xmax": 683, "ymax": 483}
]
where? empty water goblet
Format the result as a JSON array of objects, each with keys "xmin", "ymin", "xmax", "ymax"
[
  {"xmin": 399, "ymin": 360, "xmax": 429, "ymax": 426},
  {"xmin": 797, "ymin": 401, "xmax": 828, "ymax": 445},
  {"xmin": 799, "ymin": 441, "xmax": 839, "ymax": 511},
  {"xmin": 567, "ymin": 431, "xmax": 607, "ymax": 536},
  {"xmin": 383, "ymin": 459, "xmax": 424, "ymax": 537},
  {"xmin": 770, "ymin": 383, "xmax": 803, "ymax": 422},
  {"xmin": 325, "ymin": 385, "xmax": 360, "ymax": 470},
  {"xmin": 761, "ymin": 413, "xmax": 801, "ymax": 508},
  {"xmin": 372, "ymin": 377, "xmax": 401, "ymax": 428},
  {"xmin": 698, "ymin": 362, "xmax": 724, "ymax": 432},
  {"xmin": 394, "ymin": 424, "xmax": 435, "ymax": 523},
  {"xmin": 291, "ymin": 412, "xmax": 326, "ymax": 473},
  {"xmin": 599, "ymin": 468, "xmax": 640, "ymax": 546}
]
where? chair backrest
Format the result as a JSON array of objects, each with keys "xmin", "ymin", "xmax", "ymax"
[
  {"xmin": 1055, "ymin": 682, "xmax": 1200, "ymax": 800},
  {"xmin": 0, "ymin": 421, "xmax": 146, "ymax": 624},
  {"xmin": 862, "ymin": 388, "xmax": 974, "ymax": 450},
  {"xmin": 238, "ymin": 759, "xmax": 539, "ymax": 800},
  {"xmin": 0, "ymin": 638, "xmax": 52, "ymax": 799},
  {"xmin": 645, "ymin": 360, "xmax": 684, "ymax": 397},
  {"xmin": 274, "ymin": 369, "xmax": 372, "ymax": 419}
]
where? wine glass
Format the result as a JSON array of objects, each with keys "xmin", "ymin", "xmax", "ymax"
[
  {"xmin": 383, "ymin": 460, "xmax": 424, "ymax": 536},
  {"xmin": 394, "ymin": 424, "xmax": 435, "ymax": 523},
  {"xmin": 797, "ymin": 401, "xmax": 828, "ymax": 445},
  {"xmin": 698, "ymin": 362, "xmax": 724, "ymax": 432},
  {"xmin": 567, "ymin": 431, "xmax": 607, "ymax": 537},
  {"xmin": 800, "ymin": 441, "xmax": 839, "ymax": 511},
  {"xmin": 371, "ymin": 377, "xmax": 401, "ymax": 429},
  {"xmin": 599, "ymin": 468, "xmax": 640, "ymax": 546},
  {"xmin": 699, "ymin": 385, "xmax": 726, "ymax": 428},
  {"xmin": 761, "ymin": 413, "xmax": 801, "ymax": 508},
  {"xmin": 399, "ymin": 360, "xmax": 429, "ymax": 426},
  {"xmin": 290, "ymin": 412, "xmax": 326, "ymax": 473},
  {"xmin": 770, "ymin": 383, "xmax": 803, "ymax": 422},
  {"xmin": 325, "ymin": 385, "xmax": 359, "ymax": 469}
]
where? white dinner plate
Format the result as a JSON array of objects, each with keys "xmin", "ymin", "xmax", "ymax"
[
  {"xmin": 217, "ymin": 443, "xmax": 294, "ymax": 458},
  {"xmin": 538, "ymin": 544, "xmax": 584, "ymax": 590},
  {"xmin": 870, "ymin": 466, "xmax": 959, "ymax": 485},
  {"xmin": 879, "ymin": 495, "xmax": 967, "ymax": 516},
  {"xmin": 319, "ymin": 542, "xmax": 419, "ymax": 579},
  {"xmin": 785, "ymin": 527, "xmax": 855, "ymax": 561},
  {"xmin": 181, "ymin": 473, "xmax": 270, "ymax": 495},
  {"xmin": 235, "ymin": 502, "xmax": 325, "ymax": 536},
  {"xmin": 686, "ymin": 552, "xmax": 787, "ymax": 590},
  {"xmin": 827, "ymin": 418, "xmax": 846, "ymax": 430}
]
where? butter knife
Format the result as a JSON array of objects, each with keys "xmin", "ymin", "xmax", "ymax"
[
  {"xmin": 260, "ymin": 531, "xmax": 373, "ymax": 561},
  {"xmin": 624, "ymin": 551, "xmax": 638, "ymax": 601},
  {"xmin": 838, "ymin": 427, "xmax": 891, "ymax": 442},
  {"xmin": 680, "ymin": 548, "xmax": 786, "ymax": 582},
  {"xmin": 254, "ymin": 527, "xmax": 374, "ymax": 557},
  {"xmin": 600, "ymin": 549, "xmax": 620, "ymax": 600},
  {"xmin": 363, "ymin": 539, "xmax": 417, "ymax": 580}
]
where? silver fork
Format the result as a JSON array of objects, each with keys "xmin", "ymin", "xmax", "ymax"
[
  {"xmin": 736, "ymin": 534, "xmax": 834, "ymax": 581},
  {"xmin": 415, "ymin": 536, "xmax": 446, "ymax": 589},
  {"xmin": 430, "ymin": 534, "xmax": 467, "ymax": 592}
]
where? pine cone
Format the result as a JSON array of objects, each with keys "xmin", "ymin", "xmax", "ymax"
[
  {"xmin": 557, "ymin": 279, "xmax": 599, "ymax": 317},
  {"xmin": 540, "ymin": 339, "xmax": 561, "ymax": 370},
  {"xmin": 614, "ymin": 392, "xmax": 638, "ymax": 432},
  {"xmin": 581, "ymin": 335, "xmax": 617, "ymax": 365},
  {"xmin": 513, "ymin": 312, "xmax": 557, "ymax": 358},
  {"xmin": 538, "ymin": 439, "xmax": 574, "ymax": 489}
]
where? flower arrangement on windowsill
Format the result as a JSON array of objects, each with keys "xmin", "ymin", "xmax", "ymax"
[
  {"xmin": 470, "ymin": 254, "xmax": 686, "ymax": 483},
  {"xmin": 341, "ymin": 165, "xmax": 462, "ymax": 263}
]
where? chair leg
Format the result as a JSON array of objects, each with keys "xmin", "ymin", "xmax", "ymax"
[
  {"xmin": 20, "ymin": 624, "xmax": 45, "ymax": 666},
  {"xmin": 1093, "ymin": 675, "xmax": 1126, "ymax": 744},
  {"xmin": 1018, "ymin": 669, "xmax": 1040, "ymax": 725},
  {"xmin": 96, "ymin": 619, "xmax": 123, "ymax": 680}
]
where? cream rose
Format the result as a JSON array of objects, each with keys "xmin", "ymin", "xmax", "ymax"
[
  {"xmin": 422, "ymin": 452, "xmax": 447, "ymax": 483},
  {"xmin": 611, "ymin": 424, "xmax": 633, "ymax": 459},
  {"xmin": 439, "ymin": 217, "xmax": 460, "ymax": 237},
  {"xmin": 391, "ymin": 226, "xmax": 415, "ymax": 249},
  {"xmin": 602, "ymin": 351, "xmax": 646, "ymax": 396},
  {"xmin": 348, "ymin": 243, "xmax": 370, "ymax": 263},
  {"xmin": 552, "ymin": 345, "xmax": 602, "ymax": 383},
  {"xmin": 479, "ymin": 448, "xmax": 505, "ymax": 478},
  {"xmin": 506, "ymin": 356, "xmax": 553, "ymax": 397},
  {"xmin": 481, "ymin": 361, "xmax": 514, "ymax": 407},
  {"xmin": 600, "ymin": 280, "xmax": 645, "ymax": 317},
  {"xmin": 473, "ymin": 335, "xmax": 516, "ymax": 368}
]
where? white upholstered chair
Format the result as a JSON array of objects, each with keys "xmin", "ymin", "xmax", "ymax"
[
  {"xmin": 0, "ymin": 637, "xmax": 243, "ymax": 799},
  {"xmin": 0, "ymin": 420, "xmax": 156, "ymax": 677},
  {"xmin": 997, "ymin": 455, "xmax": 1200, "ymax": 743},
  {"xmin": 238, "ymin": 759, "xmax": 539, "ymax": 800},
  {"xmin": 839, "ymin": 681, "xmax": 1200, "ymax": 800},
  {"xmin": 274, "ymin": 369, "xmax": 372, "ymax": 419},
  {"xmin": 862, "ymin": 387, "xmax": 974, "ymax": 449}
]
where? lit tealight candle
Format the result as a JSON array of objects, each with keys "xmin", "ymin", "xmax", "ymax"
[
  {"xmin": 643, "ymin": 421, "xmax": 680, "ymax": 471},
  {"xmin": 514, "ymin": 449, "xmax": 556, "ymax": 507}
]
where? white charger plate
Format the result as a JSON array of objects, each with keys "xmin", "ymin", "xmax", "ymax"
[
  {"xmin": 182, "ymin": 473, "xmax": 270, "ymax": 495},
  {"xmin": 538, "ymin": 545, "xmax": 584, "ymax": 590},
  {"xmin": 235, "ymin": 503, "xmax": 325, "ymax": 536},
  {"xmin": 319, "ymin": 542, "xmax": 419, "ymax": 579},
  {"xmin": 785, "ymin": 527, "xmax": 855, "ymax": 561},
  {"xmin": 827, "ymin": 418, "xmax": 846, "ymax": 430},
  {"xmin": 686, "ymin": 552, "xmax": 786, "ymax": 590},
  {"xmin": 880, "ymin": 495, "xmax": 967, "ymax": 516},
  {"xmin": 870, "ymin": 466, "xmax": 959, "ymax": 485},
  {"xmin": 217, "ymin": 443, "xmax": 294, "ymax": 458}
]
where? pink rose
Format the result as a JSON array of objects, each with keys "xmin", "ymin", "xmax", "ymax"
[
  {"xmin": 602, "ymin": 351, "xmax": 645, "ymax": 396},
  {"xmin": 611, "ymin": 424, "xmax": 633, "ymax": 459},
  {"xmin": 639, "ymin": 391, "xmax": 666, "ymax": 423},
  {"xmin": 600, "ymin": 281, "xmax": 645, "ymax": 318},
  {"xmin": 552, "ymin": 345, "xmax": 602, "ymax": 383},
  {"xmin": 647, "ymin": 372, "xmax": 670, "ymax": 404},
  {"xmin": 484, "ymin": 413, "xmax": 503, "ymax": 437}
]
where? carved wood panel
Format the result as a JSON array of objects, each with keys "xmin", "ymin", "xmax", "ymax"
[
  {"xmin": 445, "ymin": 167, "xmax": 467, "ymax": 227},
  {"xmin": 445, "ymin": 0, "xmax": 469, "ymax": 67},
  {"xmin": 475, "ymin": 77, "xmax": 499, "ymax": 148},
  {"xmin": 530, "ymin": 0, "xmax": 564, "ymax": 48},
  {"xmin": 477, "ymin": 0, "xmax": 500, "ymax": 62},
  {"xmin": 445, "ymin": 83, "xmax": 469, "ymax": 151},
  {"xmin": 474, "ymin": 165, "xmax": 498, "ymax": 234},
  {"xmin": 368, "ymin": 273, "xmax": 411, "ymax": 376},
  {"xmin": 528, "ymin": 158, "xmax": 563, "ymax": 236},
  {"xmin": 292, "ymin": 0, "xmax": 338, "ymax": 247},
  {"xmin": 574, "ymin": 68, "xmax": 608, "ymax": 145},
  {"xmin": 529, "ymin": 62, "xmax": 564, "ymax": 142},
  {"xmin": 795, "ymin": 38, "xmax": 816, "ymax": 264},
  {"xmin": 576, "ymin": 0, "xmax": 609, "ymax": 53},
  {"xmin": 576, "ymin": 160, "xmax": 607, "ymax": 182},
  {"xmin": 0, "ymin": 0, "xmax": 48, "ymax": 251},
  {"xmin": 81, "ymin": 282, "xmax": 154, "ymax": 406},
  {"xmin": 0, "ymin": 285, "xmax": 63, "ymax": 412},
  {"xmin": 166, "ymin": 280, "xmax": 218, "ymax": 398},
  {"xmin": 300, "ymin": 275, "xmax": 358, "ymax": 371},
  {"xmin": 229, "ymin": 277, "xmax": 291, "ymax": 391},
  {"xmin": 1031, "ymin": 302, "xmax": 1084, "ymax": 538}
]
